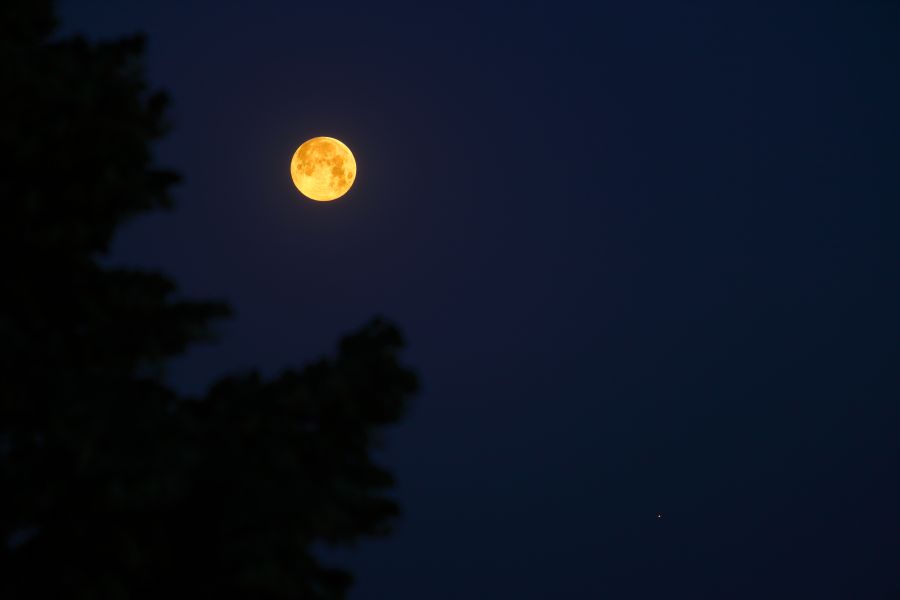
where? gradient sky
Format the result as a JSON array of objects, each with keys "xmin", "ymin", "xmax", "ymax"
[{"xmin": 58, "ymin": 2, "xmax": 900, "ymax": 598}]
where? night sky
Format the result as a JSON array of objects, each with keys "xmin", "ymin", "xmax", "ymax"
[{"xmin": 58, "ymin": 2, "xmax": 900, "ymax": 597}]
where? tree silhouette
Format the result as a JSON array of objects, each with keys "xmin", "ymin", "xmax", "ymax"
[{"xmin": 0, "ymin": 1, "xmax": 418, "ymax": 598}]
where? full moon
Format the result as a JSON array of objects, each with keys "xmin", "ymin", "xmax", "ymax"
[{"xmin": 290, "ymin": 136, "xmax": 356, "ymax": 201}]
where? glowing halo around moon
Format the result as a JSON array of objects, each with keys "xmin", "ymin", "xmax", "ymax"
[{"xmin": 290, "ymin": 136, "xmax": 357, "ymax": 201}]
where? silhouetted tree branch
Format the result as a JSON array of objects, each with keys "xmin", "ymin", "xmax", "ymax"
[{"xmin": 0, "ymin": 2, "xmax": 417, "ymax": 598}]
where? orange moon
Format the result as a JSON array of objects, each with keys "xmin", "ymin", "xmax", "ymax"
[{"xmin": 290, "ymin": 137, "xmax": 356, "ymax": 201}]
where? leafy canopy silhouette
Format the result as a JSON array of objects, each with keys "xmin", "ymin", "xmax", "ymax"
[{"xmin": 0, "ymin": 2, "xmax": 418, "ymax": 598}]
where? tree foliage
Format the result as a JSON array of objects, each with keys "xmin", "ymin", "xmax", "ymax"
[{"xmin": 0, "ymin": 2, "xmax": 417, "ymax": 597}]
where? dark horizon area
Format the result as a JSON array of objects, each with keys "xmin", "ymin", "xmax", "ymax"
[{"xmin": 41, "ymin": 1, "xmax": 900, "ymax": 597}]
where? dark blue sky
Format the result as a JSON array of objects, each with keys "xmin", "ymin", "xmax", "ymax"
[{"xmin": 59, "ymin": 2, "xmax": 900, "ymax": 597}]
